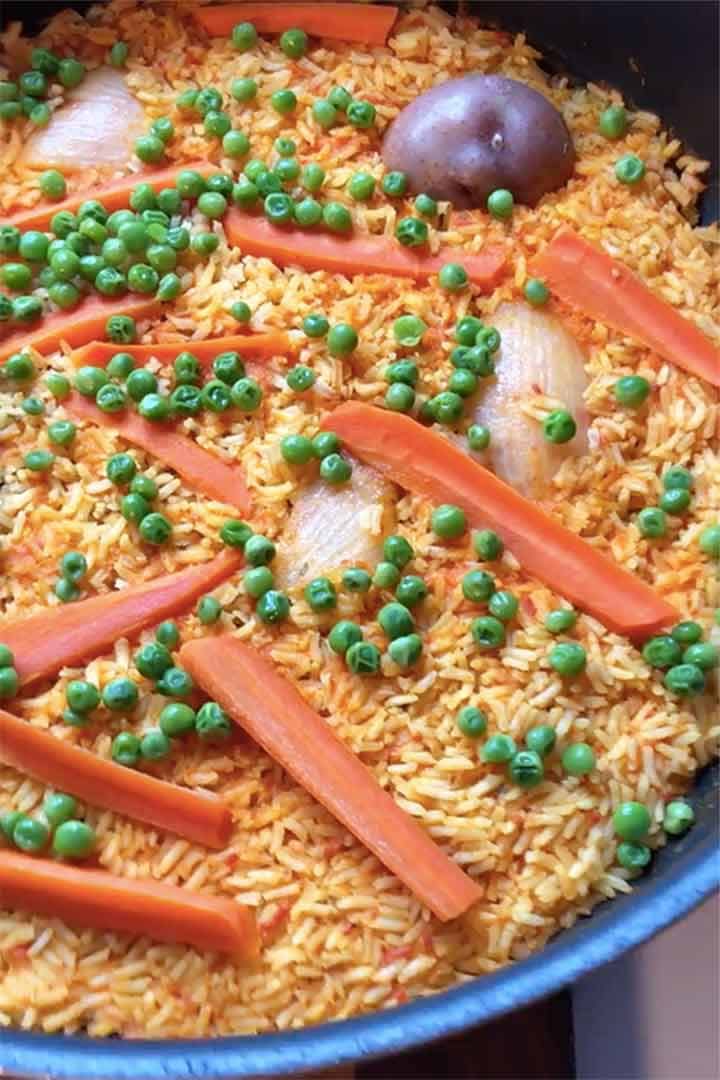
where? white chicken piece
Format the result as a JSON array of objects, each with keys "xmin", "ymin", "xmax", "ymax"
[
  {"xmin": 472, "ymin": 302, "xmax": 590, "ymax": 497},
  {"xmin": 275, "ymin": 462, "xmax": 393, "ymax": 589},
  {"xmin": 22, "ymin": 67, "xmax": 145, "ymax": 170}
]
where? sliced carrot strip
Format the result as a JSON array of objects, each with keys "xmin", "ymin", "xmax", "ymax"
[
  {"xmin": 0, "ymin": 851, "xmax": 258, "ymax": 958},
  {"xmin": 193, "ymin": 3, "xmax": 398, "ymax": 45},
  {"xmin": 0, "ymin": 548, "xmax": 242, "ymax": 688},
  {"xmin": 65, "ymin": 391, "xmax": 252, "ymax": 513},
  {"xmin": 534, "ymin": 228, "xmax": 720, "ymax": 388},
  {"xmin": 4, "ymin": 161, "xmax": 216, "ymax": 234},
  {"xmin": 71, "ymin": 331, "xmax": 293, "ymax": 369},
  {"xmin": 225, "ymin": 210, "xmax": 507, "ymax": 288},
  {"xmin": 180, "ymin": 636, "xmax": 483, "ymax": 922},
  {"xmin": 0, "ymin": 294, "xmax": 160, "ymax": 364},
  {"xmin": 323, "ymin": 403, "xmax": 677, "ymax": 639},
  {"xmin": 0, "ymin": 709, "xmax": 231, "ymax": 848}
]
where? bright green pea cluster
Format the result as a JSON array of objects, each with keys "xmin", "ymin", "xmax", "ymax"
[
  {"xmin": 1, "ymin": 789, "xmax": 95, "ymax": 860},
  {"xmin": 0, "ymin": 49, "xmax": 85, "ymax": 130}
]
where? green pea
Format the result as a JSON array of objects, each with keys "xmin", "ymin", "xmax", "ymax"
[
  {"xmin": 48, "ymin": 280, "xmax": 80, "ymax": 310},
  {"xmin": 544, "ymin": 608, "xmax": 577, "ymax": 634},
  {"xmin": 304, "ymin": 577, "xmax": 337, "ymax": 612},
  {"xmin": 4, "ymin": 352, "xmax": 36, "ymax": 382},
  {"xmin": 256, "ymin": 589, "xmax": 291, "ymax": 624},
  {"xmin": 18, "ymin": 229, "xmax": 49, "ymax": 262},
  {"xmin": 431, "ymin": 504, "xmax": 466, "ymax": 539},
  {"xmin": 385, "ymin": 360, "xmax": 418, "ymax": 386},
  {"xmin": 279, "ymin": 434, "xmax": 313, "ymax": 465},
  {"xmin": 614, "ymin": 374, "xmax": 651, "ymax": 407},
  {"xmin": 662, "ymin": 466, "xmax": 693, "ymax": 491},
  {"xmin": 615, "ymin": 154, "xmax": 645, "ymax": 184},
  {"xmin": 94, "ymin": 265, "xmax": 127, "ymax": 294},
  {"xmin": 447, "ymin": 369, "xmax": 477, "ymax": 399},
  {"xmin": 43, "ymin": 792, "xmax": 77, "ymax": 827},
  {"xmin": 0, "ymin": 811, "xmax": 24, "ymax": 843},
  {"xmin": 598, "ymin": 104, "xmax": 628, "ymax": 139},
  {"xmin": 159, "ymin": 702, "xmax": 196, "ymax": 737},
  {"xmin": 382, "ymin": 171, "xmax": 407, "ymax": 197},
  {"xmin": 60, "ymin": 550, "xmax": 87, "ymax": 583},
  {"xmin": 243, "ymin": 534, "xmax": 275, "ymax": 568},
  {"xmin": 348, "ymin": 172, "xmax": 376, "ymax": 201},
  {"xmin": 156, "ymin": 666, "xmax": 194, "ymax": 697},
  {"xmin": 1, "ymin": 262, "xmax": 32, "ymax": 291},
  {"xmin": 659, "ymin": 488, "xmax": 691, "ymax": 515},
  {"xmin": 388, "ymin": 632, "xmax": 423, "ymax": 668},
  {"xmin": 232, "ymin": 20, "xmax": 258, "ymax": 50},
  {"xmin": 312, "ymin": 98, "xmax": 337, "ymax": 129},
  {"xmin": 139, "ymin": 512, "xmax": 173, "ymax": 545},
  {"xmin": 430, "ymin": 391, "xmax": 464, "ymax": 425},
  {"xmin": 321, "ymin": 452, "xmax": 353, "ymax": 486},
  {"xmin": 301, "ymin": 314, "xmax": 328, "ymax": 339},
  {"xmin": 378, "ymin": 602, "xmax": 414, "ymax": 640},
  {"xmin": 134, "ymin": 641, "xmax": 173, "ymax": 679},
  {"xmin": 54, "ymin": 578, "xmax": 79, "ymax": 603},
  {"xmin": 14, "ymin": 816, "xmax": 50, "ymax": 853},
  {"xmin": 0, "ymin": 644, "xmax": 14, "ymax": 668},
  {"xmin": 682, "ymin": 642, "xmax": 718, "ymax": 671},
  {"xmin": 190, "ymin": 231, "xmax": 220, "ymax": 257},
  {"xmin": 379, "ymin": 536, "xmax": 412, "ymax": 572},
  {"xmin": 524, "ymin": 277, "xmax": 550, "ymax": 305},
  {"xmin": 456, "ymin": 705, "xmax": 487, "ymax": 738},
  {"xmin": 302, "ymin": 163, "xmax": 325, "ymax": 192},
  {"xmin": 209, "ymin": 350, "xmax": 243, "ymax": 386},
  {"xmin": 138, "ymin": 392, "xmax": 171, "ymax": 421},
  {"xmin": 393, "ymin": 314, "xmax": 426, "ymax": 348},
  {"xmin": 128, "ymin": 475, "xmax": 157, "ymax": 502},
  {"xmin": 175, "ymin": 169, "xmax": 206, "ymax": 200},
  {"xmin": 328, "ymin": 620, "xmax": 364, "ymax": 656},
  {"xmin": 20, "ymin": 70, "xmax": 48, "ymax": 98},
  {"xmin": 326, "ymin": 85, "xmax": 351, "ymax": 110},
  {"xmin": 105, "ymin": 353, "xmax": 135, "ymax": 381},
  {"xmin": 11, "ymin": 295, "xmax": 43, "ymax": 322},
  {"xmin": 45, "ymin": 418, "xmax": 77, "ymax": 447},
  {"xmin": 31, "ymin": 48, "xmax": 59, "ymax": 75},
  {"xmin": 311, "ymin": 432, "xmax": 339, "ymax": 459},
  {"xmin": 0, "ymin": 224, "xmax": 20, "ymax": 253},
  {"xmin": 65, "ymin": 680, "xmax": 100, "ymax": 714},
  {"xmin": 488, "ymin": 590, "xmax": 518, "ymax": 622},
  {"xmin": 128, "ymin": 262, "xmax": 159, "ymax": 294},
  {"xmin": 278, "ymin": 26, "xmax": 307, "ymax": 57},
  {"xmin": 195, "ymin": 87, "xmax": 223, "ymax": 117},
  {"xmin": 487, "ymin": 188, "xmax": 514, "ymax": 219},
  {"xmin": 671, "ymin": 621, "xmax": 702, "ymax": 645},
  {"xmin": 197, "ymin": 595, "xmax": 222, "ymax": 625},
  {"xmin": 471, "ymin": 615, "xmax": 506, "ymax": 649},
  {"xmin": 394, "ymin": 575, "xmax": 428, "ymax": 608},
  {"xmin": 637, "ymin": 507, "xmax": 666, "ymax": 538},
  {"xmin": 271, "ymin": 89, "xmax": 297, "ymax": 115},
  {"xmin": 347, "ymin": 100, "xmax": 375, "ymax": 128},
  {"xmin": 45, "ymin": 374, "xmax": 71, "ymax": 404},
  {"xmin": 231, "ymin": 77, "xmax": 257, "ymax": 103},
  {"xmin": 0, "ymin": 667, "xmax": 18, "ymax": 699},
  {"xmin": 663, "ymin": 799, "xmax": 695, "ymax": 836},
  {"xmin": 196, "ymin": 701, "xmax": 232, "ymax": 742},
  {"xmin": 482, "ymin": 733, "xmax": 516, "ymax": 764},
  {"xmin": 613, "ymin": 801, "xmax": 651, "ymax": 842},
  {"xmin": 642, "ymin": 634, "xmax": 682, "ymax": 669},
  {"xmin": 156, "ymin": 620, "xmax": 180, "ymax": 648},
  {"xmin": 549, "ymin": 642, "xmax": 587, "ymax": 677},
  {"xmin": 120, "ymin": 492, "xmax": 150, "ymax": 524},
  {"xmin": 561, "ymin": 742, "xmax": 595, "ymax": 776},
  {"xmin": 345, "ymin": 640, "xmax": 381, "ymax": 675},
  {"xmin": 509, "ymin": 749, "xmax": 544, "ymax": 788},
  {"xmin": 372, "ymin": 561, "xmax": 400, "ymax": 590},
  {"xmin": 463, "ymin": 425, "xmax": 490, "ymax": 454},
  {"xmin": 170, "ymin": 384, "xmax": 202, "ymax": 416},
  {"xmin": 525, "ymin": 725, "xmax": 556, "ymax": 757},
  {"xmin": 21, "ymin": 396, "xmax": 44, "ymax": 417},
  {"xmin": 58, "ymin": 58, "xmax": 85, "ymax": 88},
  {"xmin": 157, "ymin": 188, "xmax": 182, "ymax": 215},
  {"xmin": 414, "ymin": 193, "xmax": 437, "ymax": 218},
  {"xmin": 24, "ymin": 449, "xmax": 55, "ymax": 473},
  {"xmin": 243, "ymin": 566, "xmax": 273, "ymax": 599},
  {"xmin": 106, "ymin": 453, "xmax": 137, "ymax": 485},
  {"xmin": 137, "ymin": 728, "xmax": 170, "ymax": 761},
  {"xmin": 437, "ymin": 263, "xmax": 469, "ymax": 293},
  {"xmin": 342, "ymin": 567, "xmax": 372, "ymax": 593},
  {"xmin": 543, "ymin": 409, "xmax": 577, "ymax": 444},
  {"xmin": 218, "ymin": 521, "xmax": 252, "ymax": 555},
  {"xmin": 146, "ymin": 244, "xmax": 177, "ymax": 275},
  {"xmin": 111, "ymin": 731, "xmax": 141, "ymax": 767},
  {"xmin": 135, "ymin": 133, "xmax": 165, "ymax": 164},
  {"xmin": 323, "ymin": 202, "xmax": 353, "ymax": 234},
  {"xmin": 699, "ymin": 524, "xmax": 720, "ymax": 558},
  {"xmin": 617, "ymin": 841, "xmax": 651, "ymax": 871},
  {"xmin": 395, "ymin": 216, "xmax": 428, "ymax": 247},
  {"xmin": 96, "ymin": 383, "xmax": 127, "ymax": 413},
  {"xmin": 110, "ymin": 40, "xmax": 129, "ymax": 67},
  {"xmin": 385, "ymin": 383, "xmax": 414, "ymax": 412},
  {"xmin": 230, "ymin": 377, "xmax": 263, "ymax": 412},
  {"xmin": 52, "ymin": 819, "xmax": 95, "ymax": 859},
  {"xmin": 462, "ymin": 570, "xmax": 495, "ymax": 603},
  {"xmin": 473, "ymin": 529, "xmax": 503, "ymax": 561},
  {"xmin": 102, "ymin": 677, "xmax": 139, "ymax": 712}
]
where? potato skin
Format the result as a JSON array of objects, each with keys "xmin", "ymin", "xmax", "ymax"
[{"xmin": 382, "ymin": 74, "xmax": 575, "ymax": 209}]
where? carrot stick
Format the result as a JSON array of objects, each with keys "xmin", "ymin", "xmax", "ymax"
[
  {"xmin": 0, "ymin": 851, "xmax": 258, "ymax": 958},
  {"xmin": 0, "ymin": 294, "xmax": 160, "ymax": 365},
  {"xmin": 0, "ymin": 548, "xmax": 242, "ymax": 688},
  {"xmin": 4, "ymin": 161, "xmax": 216, "ymax": 234},
  {"xmin": 225, "ymin": 210, "xmax": 507, "ymax": 289},
  {"xmin": 193, "ymin": 3, "xmax": 398, "ymax": 45},
  {"xmin": 70, "ymin": 331, "xmax": 293, "ymax": 370},
  {"xmin": 179, "ymin": 636, "xmax": 482, "ymax": 922},
  {"xmin": 323, "ymin": 403, "xmax": 677, "ymax": 638},
  {"xmin": 65, "ymin": 391, "xmax": 252, "ymax": 513},
  {"xmin": 0, "ymin": 709, "xmax": 231, "ymax": 849},
  {"xmin": 534, "ymin": 228, "xmax": 720, "ymax": 388}
]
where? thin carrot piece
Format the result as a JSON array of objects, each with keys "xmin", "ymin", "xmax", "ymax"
[
  {"xmin": 0, "ymin": 294, "xmax": 160, "ymax": 365},
  {"xmin": 3, "ymin": 161, "xmax": 216, "ymax": 233},
  {"xmin": 0, "ymin": 548, "xmax": 242, "ymax": 688},
  {"xmin": 193, "ymin": 3, "xmax": 398, "ymax": 45},
  {"xmin": 225, "ymin": 210, "xmax": 507, "ymax": 289},
  {"xmin": 65, "ymin": 391, "xmax": 252, "ymax": 513},
  {"xmin": 180, "ymin": 636, "xmax": 482, "ymax": 922},
  {"xmin": 0, "ymin": 851, "xmax": 258, "ymax": 958},
  {"xmin": 323, "ymin": 403, "xmax": 677, "ymax": 639},
  {"xmin": 0, "ymin": 709, "xmax": 231, "ymax": 848},
  {"xmin": 534, "ymin": 228, "xmax": 720, "ymax": 388},
  {"xmin": 70, "ymin": 331, "xmax": 293, "ymax": 370}
]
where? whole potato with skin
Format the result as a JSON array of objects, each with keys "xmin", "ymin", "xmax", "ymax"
[{"xmin": 383, "ymin": 74, "xmax": 575, "ymax": 209}]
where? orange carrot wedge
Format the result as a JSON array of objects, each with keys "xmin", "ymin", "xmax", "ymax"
[
  {"xmin": 180, "ymin": 636, "xmax": 482, "ymax": 922},
  {"xmin": 0, "ymin": 548, "xmax": 242, "ymax": 688},
  {"xmin": 0, "ymin": 851, "xmax": 258, "ymax": 958},
  {"xmin": 225, "ymin": 210, "xmax": 507, "ymax": 288},
  {"xmin": 323, "ymin": 403, "xmax": 677, "ymax": 638},
  {"xmin": 70, "ymin": 331, "xmax": 293, "ymax": 369},
  {"xmin": 534, "ymin": 228, "xmax": 720, "ymax": 388},
  {"xmin": 0, "ymin": 294, "xmax": 160, "ymax": 365},
  {"xmin": 193, "ymin": 3, "xmax": 398, "ymax": 45},
  {"xmin": 65, "ymin": 391, "xmax": 252, "ymax": 513},
  {"xmin": 0, "ymin": 709, "xmax": 231, "ymax": 848},
  {"xmin": 3, "ymin": 161, "xmax": 216, "ymax": 233}
]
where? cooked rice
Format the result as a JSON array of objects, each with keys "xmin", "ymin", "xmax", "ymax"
[{"xmin": 0, "ymin": 0, "xmax": 718, "ymax": 1038}]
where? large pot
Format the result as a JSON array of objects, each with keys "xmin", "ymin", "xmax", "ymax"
[{"xmin": 0, "ymin": 2, "xmax": 717, "ymax": 1076}]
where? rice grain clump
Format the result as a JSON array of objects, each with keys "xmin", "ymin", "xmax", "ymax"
[{"xmin": 0, "ymin": 1, "xmax": 718, "ymax": 1039}]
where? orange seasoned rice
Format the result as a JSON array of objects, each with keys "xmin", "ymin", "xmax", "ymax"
[{"xmin": 0, "ymin": 0, "xmax": 718, "ymax": 1039}]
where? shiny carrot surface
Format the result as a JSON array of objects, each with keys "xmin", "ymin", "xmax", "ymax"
[{"xmin": 194, "ymin": 3, "xmax": 398, "ymax": 45}]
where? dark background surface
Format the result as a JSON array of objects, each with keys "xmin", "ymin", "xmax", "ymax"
[{"xmin": 0, "ymin": 3, "xmax": 717, "ymax": 1077}]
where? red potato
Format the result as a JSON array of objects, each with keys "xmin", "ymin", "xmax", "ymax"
[{"xmin": 383, "ymin": 75, "xmax": 575, "ymax": 209}]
